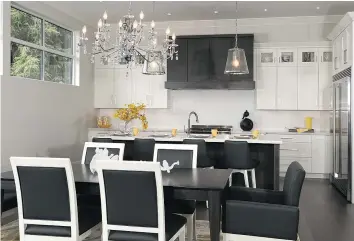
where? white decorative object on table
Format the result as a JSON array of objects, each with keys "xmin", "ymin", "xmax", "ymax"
[
  {"xmin": 160, "ymin": 160, "xmax": 180, "ymax": 173},
  {"xmin": 90, "ymin": 147, "xmax": 119, "ymax": 174}
]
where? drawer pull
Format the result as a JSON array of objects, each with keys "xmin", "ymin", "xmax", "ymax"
[
  {"xmin": 280, "ymin": 137, "xmax": 293, "ymax": 140},
  {"xmin": 280, "ymin": 148, "xmax": 298, "ymax": 151}
]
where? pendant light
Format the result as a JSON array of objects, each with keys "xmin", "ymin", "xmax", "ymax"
[
  {"xmin": 142, "ymin": 1, "xmax": 166, "ymax": 75},
  {"xmin": 224, "ymin": 1, "xmax": 249, "ymax": 75}
]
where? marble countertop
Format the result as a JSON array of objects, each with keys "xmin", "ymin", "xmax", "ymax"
[{"xmin": 93, "ymin": 132, "xmax": 282, "ymax": 144}]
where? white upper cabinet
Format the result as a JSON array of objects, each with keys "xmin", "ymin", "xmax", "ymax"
[
  {"xmin": 318, "ymin": 48, "xmax": 333, "ymax": 110},
  {"xmin": 277, "ymin": 48, "xmax": 297, "ymax": 67},
  {"xmin": 94, "ymin": 69, "xmax": 115, "ymax": 108},
  {"xmin": 257, "ymin": 48, "xmax": 277, "ymax": 67},
  {"xmin": 114, "ymin": 69, "xmax": 133, "ymax": 108},
  {"xmin": 277, "ymin": 66, "xmax": 298, "ymax": 110},
  {"xmin": 342, "ymin": 25, "xmax": 353, "ymax": 70},
  {"xmin": 255, "ymin": 45, "xmax": 332, "ymax": 111},
  {"xmin": 297, "ymin": 64, "xmax": 319, "ymax": 110},
  {"xmin": 256, "ymin": 66, "xmax": 277, "ymax": 109}
]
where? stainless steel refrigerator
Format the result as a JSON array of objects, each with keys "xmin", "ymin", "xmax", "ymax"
[{"xmin": 330, "ymin": 68, "xmax": 353, "ymax": 203}]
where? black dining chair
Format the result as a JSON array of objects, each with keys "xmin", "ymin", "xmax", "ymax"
[
  {"xmin": 153, "ymin": 143, "xmax": 198, "ymax": 241},
  {"xmin": 10, "ymin": 157, "xmax": 101, "ymax": 241},
  {"xmin": 96, "ymin": 160, "xmax": 187, "ymax": 241},
  {"xmin": 224, "ymin": 141, "xmax": 260, "ymax": 188},
  {"xmin": 222, "ymin": 161, "xmax": 306, "ymax": 241},
  {"xmin": 183, "ymin": 139, "xmax": 214, "ymax": 168},
  {"xmin": 133, "ymin": 138, "xmax": 156, "ymax": 161},
  {"xmin": 1, "ymin": 189, "xmax": 17, "ymax": 216}
]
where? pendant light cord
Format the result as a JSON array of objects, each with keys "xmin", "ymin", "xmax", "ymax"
[{"xmin": 235, "ymin": 1, "xmax": 238, "ymax": 48}]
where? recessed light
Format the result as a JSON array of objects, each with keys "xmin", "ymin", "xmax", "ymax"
[
  {"xmin": 264, "ymin": 9, "xmax": 267, "ymax": 12},
  {"xmin": 167, "ymin": 13, "xmax": 172, "ymax": 16},
  {"xmin": 214, "ymin": 10, "xmax": 219, "ymax": 14},
  {"xmin": 316, "ymin": 6, "xmax": 320, "ymax": 10}
]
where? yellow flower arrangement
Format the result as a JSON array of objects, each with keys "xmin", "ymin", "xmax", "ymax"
[{"xmin": 113, "ymin": 103, "xmax": 148, "ymax": 130}]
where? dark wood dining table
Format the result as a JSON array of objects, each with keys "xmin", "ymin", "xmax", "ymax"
[{"xmin": 1, "ymin": 163, "xmax": 233, "ymax": 241}]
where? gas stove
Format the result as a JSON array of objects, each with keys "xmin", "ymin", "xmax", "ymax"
[{"xmin": 189, "ymin": 125, "xmax": 233, "ymax": 135}]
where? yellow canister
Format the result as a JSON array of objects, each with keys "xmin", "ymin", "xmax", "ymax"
[{"xmin": 305, "ymin": 117, "xmax": 313, "ymax": 130}]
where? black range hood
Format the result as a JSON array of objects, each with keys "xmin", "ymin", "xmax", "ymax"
[{"xmin": 166, "ymin": 34, "xmax": 254, "ymax": 90}]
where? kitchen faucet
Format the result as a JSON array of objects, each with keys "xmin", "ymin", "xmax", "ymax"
[{"xmin": 187, "ymin": 111, "xmax": 199, "ymax": 136}]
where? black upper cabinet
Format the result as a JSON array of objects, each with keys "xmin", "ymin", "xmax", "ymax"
[
  {"xmin": 167, "ymin": 38, "xmax": 188, "ymax": 82},
  {"xmin": 187, "ymin": 38, "xmax": 210, "ymax": 82},
  {"xmin": 209, "ymin": 37, "xmax": 235, "ymax": 81}
]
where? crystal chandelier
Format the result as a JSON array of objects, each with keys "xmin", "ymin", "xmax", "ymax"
[
  {"xmin": 78, "ymin": 1, "xmax": 178, "ymax": 74},
  {"xmin": 224, "ymin": 1, "xmax": 249, "ymax": 75}
]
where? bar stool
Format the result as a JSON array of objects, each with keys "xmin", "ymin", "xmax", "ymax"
[
  {"xmin": 183, "ymin": 139, "xmax": 215, "ymax": 168},
  {"xmin": 224, "ymin": 141, "xmax": 260, "ymax": 188},
  {"xmin": 133, "ymin": 138, "xmax": 156, "ymax": 161}
]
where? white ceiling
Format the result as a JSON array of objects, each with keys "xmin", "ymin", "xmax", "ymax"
[{"xmin": 43, "ymin": 1, "xmax": 354, "ymax": 27}]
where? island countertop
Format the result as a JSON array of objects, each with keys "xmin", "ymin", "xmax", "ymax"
[{"xmin": 92, "ymin": 132, "xmax": 282, "ymax": 145}]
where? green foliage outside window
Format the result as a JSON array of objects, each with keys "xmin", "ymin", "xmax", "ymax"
[{"xmin": 10, "ymin": 7, "xmax": 73, "ymax": 84}]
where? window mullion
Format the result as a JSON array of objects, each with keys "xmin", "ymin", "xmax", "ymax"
[{"xmin": 41, "ymin": 18, "xmax": 45, "ymax": 80}]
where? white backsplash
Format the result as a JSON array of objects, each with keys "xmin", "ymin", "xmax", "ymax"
[{"xmin": 98, "ymin": 90, "xmax": 330, "ymax": 132}]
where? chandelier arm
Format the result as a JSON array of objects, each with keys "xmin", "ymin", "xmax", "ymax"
[{"xmin": 135, "ymin": 49, "xmax": 149, "ymax": 62}]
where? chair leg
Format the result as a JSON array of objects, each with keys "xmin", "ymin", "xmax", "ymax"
[
  {"xmin": 178, "ymin": 226, "xmax": 186, "ymax": 241},
  {"xmin": 186, "ymin": 214, "xmax": 193, "ymax": 241},
  {"xmin": 243, "ymin": 170, "xmax": 249, "ymax": 187},
  {"xmin": 251, "ymin": 169, "xmax": 257, "ymax": 188},
  {"xmin": 193, "ymin": 212, "xmax": 197, "ymax": 241},
  {"xmin": 206, "ymin": 201, "xmax": 208, "ymax": 208},
  {"xmin": 229, "ymin": 174, "xmax": 232, "ymax": 187}
]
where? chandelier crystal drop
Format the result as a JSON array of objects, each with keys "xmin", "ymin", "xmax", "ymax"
[{"xmin": 78, "ymin": 1, "xmax": 179, "ymax": 74}]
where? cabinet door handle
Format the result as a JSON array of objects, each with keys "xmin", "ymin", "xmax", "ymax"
[
  {"xmin": 280, "ymin": 137, "xmax": 293, "ymax": 140},
  {"xmin": 344, "ymin": 49, "xmax": 348, "ymax": 64},
  {"xmin": 280, "ymin": 148, "xmax": 299, "ymax": 151}
]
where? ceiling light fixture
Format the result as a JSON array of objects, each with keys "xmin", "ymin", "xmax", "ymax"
[
  {"xmin": 167, "ymin": 13, "xmax": 172, "ymax": 16},
  {"xmin": 316, "ymin": 6, "xmax": 320, "ymax": 10},
  {"xmin": 214, "ymin": 10, "xmax": 219, "ymax": 14},
  {"xmin": 224, "ymin": 1, "xmax": 249, "ymax": 75},
  {"xmin": 78, "ymin": 1, "xmax": 178, "ymax": 74},
  {"xmin": 264, "ymin": 9, "xmax": 267, "ymax": 12}
]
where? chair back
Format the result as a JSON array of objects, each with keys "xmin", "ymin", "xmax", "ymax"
[
  {"xmin": 183, "ymin": 139, "xmax": 214, "ymax": 167},
  {"xmin": 10, "ymin": 157, "xmax": 78, "ymax": 240},
  {"xmin": 283, "ymin": 161, "xmax": 306, "ymax": 206},
  {"xmin": 81, "ymin": 142, "xmax": 125, "ymax": 164},
  {"xmin": 133, "ymin": 138, "xmax": 156, "ymax": 161},
  {"xmin": 153, "ymin": 144, "xmax": 198, "ymax": 169},
  {"xmin": 224, "ymin": 141, "xmax": 257, "ymax": 169},
  {"xmin": 92, "ymin": 137, "xmax": 113, "ymax": 143},
  {"xmin": 96, "ymin": 161, "xmax": 165, "ymax": 241}
]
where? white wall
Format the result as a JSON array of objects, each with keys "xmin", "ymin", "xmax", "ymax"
[
  {"xmin": 98, "ymin": 16, "xmax": 337, "ymax": 132},
  {"xmin": 1, "ymin": 1, "xmax": 96, "ymax": 171}
]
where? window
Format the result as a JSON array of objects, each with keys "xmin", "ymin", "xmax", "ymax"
[{"xmin": 10, "ymin": 6, "xmax": 75, "ymax": 84}]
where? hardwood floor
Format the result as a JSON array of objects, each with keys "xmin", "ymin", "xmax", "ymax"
[
  {"xmin": 2, "ymin": 179, "xmax": 354, "ymax": 241},
  {"xmin": 196, "ymin": 179, "xmax": 354, "ymax": 241}
]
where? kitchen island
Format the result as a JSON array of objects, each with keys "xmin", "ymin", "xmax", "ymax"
[{"xmin": 90, "ymin": 131, "xmax": 281, "ymax": 190}]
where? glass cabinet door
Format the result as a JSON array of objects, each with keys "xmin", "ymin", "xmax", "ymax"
[
  {"xmin": 257, "ymin": 48, "xmax": 277, "ymax": 67},
  {"xmin": 277, "ymin": 48, "xmax": 297, "ymax": 66},
  {"xmin": 298, "ymin": 48, "xmax": 318, "ymax": 66}
]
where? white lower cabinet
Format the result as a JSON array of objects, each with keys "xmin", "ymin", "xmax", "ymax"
[{"xmin": 266, "ymin": 133, "xmax": 331, "ymax": 177}]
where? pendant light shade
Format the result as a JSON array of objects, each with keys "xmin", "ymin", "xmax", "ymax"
[
  {"xmin": 224, "ymin": 1, "xmax": 249, "ymax": 75},
  {"xmin": 142, "ymin": 50, "xmax": 165, "ymax": 75},
  {"xmin": 224, "ymin": 47, "xmax": 249, "ymax": 75}
]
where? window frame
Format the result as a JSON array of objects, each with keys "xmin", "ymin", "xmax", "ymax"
[{"xmin": 10, "ymin": 4, "xmax": 77, "ymax": 85}]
